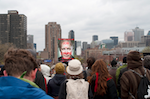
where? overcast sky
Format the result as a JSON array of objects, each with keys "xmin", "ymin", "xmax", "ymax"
[{"xmin": 0, "ymin": 0, "xmax": 150, "ymax": 51}]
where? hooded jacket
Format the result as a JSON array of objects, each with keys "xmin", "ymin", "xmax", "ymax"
[
  {"xmin": 120, "ymin": 51, "xmax": 150, "ymax": 99},
  {"xmin": 0, "ymin": 76, "xmax": 53, "ymax": 99},
  {"xmin": 47, "ymin": 74, "xmax": 66, "ymax": 97},
  {"xmin": 41, "ymin": 64, "xmax": 51, "ymax": 84}
]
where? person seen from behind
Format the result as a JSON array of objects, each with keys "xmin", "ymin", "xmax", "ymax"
[
  {"xmin": 88, "ymin": 59, "xmax": 118, "ymax": 99},
  {"xmin": 120, "ymin": 51, "xmax": 150, "ymax": 99},
  {"xmin": 27, "ymin": 49, "xmax": 46, "ymax": 92},
  {"xmin": 58, "ymin": 59, "xmax": 93, "ymax": 99},
  {"xmin": 83, "ymin": 57, "xmax": 95, "ymax": 81},
  {"xmin": 48, "ymin": 62, "xmax": 66, "ymax": 99},
  {"xmin": 0, "ymin": 48, "xmax": 53, "ymax": 99},
  {"xmin": 109, "ymin": 59, "xmax": 118, "ymax": 87}
]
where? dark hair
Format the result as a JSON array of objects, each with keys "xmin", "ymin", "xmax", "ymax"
[
  {"xmin": 4, "ymin": 48, "xmax": 38, "ymax": 76},
  {"xmin": 88, "ymin": 59, "xmax": 111, "ymax": 96},
  {"xmin": 123, "ymin": 57, "xmax": 127, "ymax": 63},
  {"xmin": 87, "ymin": 57, "xmax": 95, "ymax": 69},
  {"xmin": 144, "ymin": 55, "xmax": 150, "ymax": 70},
  {"xmin": 111, "ymin": 59, "xmax": 117, "ymax": 67}
]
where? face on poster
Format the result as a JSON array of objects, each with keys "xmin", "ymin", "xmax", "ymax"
[{"xmin": 58, "ymin": 39, "xmax": 74, "ymax": 62}]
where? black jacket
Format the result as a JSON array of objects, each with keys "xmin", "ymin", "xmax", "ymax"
[
  {"xmin": 48, "ymin": 74, "xmax": 66, "ymax": 97},
  {"xmin": 58, "ymin": 79, "xmax": 93, "ymax": 99},
  {"xmin": 91, "ymin": 75, "xmax": 118, "ymax": 99},
  {"xmin": 34, "ymin": 70, "xmax": 46, "ymax": 92}
]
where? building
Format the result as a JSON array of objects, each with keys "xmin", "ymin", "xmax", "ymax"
[
  {"xmin": 110, "ymin": 36, "xmax": 118, "ymax": 46},
  {"xmin": 147, "ymin": 31, "xmax": 150, "ymax": 35},
  {"xmin": 118, "ymin": 41, "xmax": 145, "ymax": 48},
  {"xmin": 27, "ymin": 35, "xmax": 34, "ymax": 50},
  {"xmin": 82, "ymin": 42, "xmax": 88, "ymax": 51},
  {"xmin": 141, "ymin": 35, "xmax": 150, "ymax": 46},
  {"xmin": 132, "ymin": 27, "xmax": 144, "ymax": 41},
  {"xmin": 124, "ymin": 30, "xmax": 134, "ymax": 41},
  {"xmin": 0, "ymin": 10, "xmax": 27, "ymax": 48},
  {"xmin": 75, "ymin": 41, "xmax": 81, "ymax": 55},
  {"xmin": 101, "ymin": 39, "xmax": 114, "ymax": 49},
  {"xmin": 41, "ymin": 22, "xmax": 61, "ymax": 62},
  {"xmin": 92, "ymin": 35, "xmax": 98, "ymax": 41},
  {"xmin": 68, "ymin": 30, "xmax": 74, "ymax": 39}
]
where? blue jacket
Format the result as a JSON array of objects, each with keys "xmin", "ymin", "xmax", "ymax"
[{"xmin": 0, "ymin": 76, "xmax": 53, "ymax": 99}]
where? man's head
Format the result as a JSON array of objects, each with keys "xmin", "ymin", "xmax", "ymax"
[
  {"xmin": 123, "ymin": 57, "xmax": 127, "ymax": 63},
  {"xmin": 111, "ymin": 59, "xmax": 117, "ymax": 67},
  {"xmin": 59, "ymin": 40, "xmax": 73, "ymax": 59},
  {"xmin": 55, "ymin": 62, "xmax": 65, "ymax": 74},
  {"xmin": 144, "ymin": 55, "xmax": 150, "ymax": 70},
  {"xmin": 4, "ymin": 48, "xmax": 38, "ymax": 81}
]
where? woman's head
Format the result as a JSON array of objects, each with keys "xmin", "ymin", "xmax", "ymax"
[
  {"xmin": 59, "ymin": 40, "xmax": 73, "ymax": 59},
  {"xmin": 87, "ymin": 57, "xmax": 95, "ymax": 69},
  {"xmin": 92, "ymin": 59, "xmax": 108, "ymax": 74},
  {"xmin": 66, "ymin": 59, "xmax": 83, "ymax": 79}
]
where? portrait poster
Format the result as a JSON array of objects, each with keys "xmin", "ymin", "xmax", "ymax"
[{"xmin": 58, "ymin": 38, "xmax": 74, "ymax": 63}]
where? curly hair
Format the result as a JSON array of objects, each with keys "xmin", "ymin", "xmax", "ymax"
[
  {"xmin": 4, "ymin": 48, "xmax": 38, "ymax": 77},
  {"xmin": 88, "ymin": 59, "xmax": 111, "ymax": 96}
]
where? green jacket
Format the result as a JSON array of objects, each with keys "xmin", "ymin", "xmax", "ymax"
[{"xmin": 116, "ymin": 64, "xmax": 127, "ymax": 84}]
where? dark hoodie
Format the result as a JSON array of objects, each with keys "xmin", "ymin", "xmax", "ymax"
[{"xmin": 47, "ymin": 74, "xmax": 66, "ymax": 97}]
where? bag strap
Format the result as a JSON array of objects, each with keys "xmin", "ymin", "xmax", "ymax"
[
  {"xmin": 128, "ymin": 68, "xmax": 147, "ymax": 99},
  {"xmin": 129, "ymin": 68, "xmax": 147, "ymax": 78}
]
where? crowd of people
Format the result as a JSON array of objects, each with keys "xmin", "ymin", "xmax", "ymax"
[{"xmin": 0, "ymin": 48, "xmax": 150, "ymax": 99}]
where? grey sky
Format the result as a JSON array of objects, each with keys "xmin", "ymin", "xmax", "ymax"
[{"xmin": 0, "ymin": 0, "xmax": 150, "ymax": 51}]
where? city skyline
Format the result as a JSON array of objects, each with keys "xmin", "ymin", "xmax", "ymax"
[{"xmin": 0, "ymin": 0, "xmax": 150, "ymax": 51}]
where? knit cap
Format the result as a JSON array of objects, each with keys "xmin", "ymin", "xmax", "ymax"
[{"xmin": 55, "ymin": 62, "xmax": 65, "ymax": 74}]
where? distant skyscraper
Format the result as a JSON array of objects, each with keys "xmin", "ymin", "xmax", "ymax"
[
  {"xmin": 110, "ymin": 36, "xmax": 118, "ymax": 46},
  {"xmin": 124, "ymin": 30, "xmax": 134, "ymax": 41},
  {"xmin": 82, "ymin": 42, "xmax": 88, "ymax": 51},
  {"xmin": 45, "ymin": 22, "xmax": 61, "ymax": 60},
  {"xmin": 27, "ymin": 35, "xmax": 34, "ymax": 50},
  {"xmin": 0, "ymin": 10, "xmax": 27, "ymax": 48},
  {"xmin": 132, "ymin": 27, "xmax": 144, "ymax": 41},
  {"xmin": 147, "ymin": 31, "xmax": 150, "ymax": 35},
  {"xmin": 68, "ymin": 30, "xmax": 74, "ymax": 39},
  {"xmin": 92, "ymin": 35, "xmax": 98, "ymax": 41},
  {"xmin": 75, "ymin": 41, "xmax": 81, "ymax": 55}
]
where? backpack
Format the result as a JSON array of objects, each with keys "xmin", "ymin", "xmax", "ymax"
[
  {"xmin": 66, "ymin": 79, "xmax": 89, "ymax": 99},
  {"xmin": 129, "ymin": 68, "xmax": 150, "ymax": 99}
]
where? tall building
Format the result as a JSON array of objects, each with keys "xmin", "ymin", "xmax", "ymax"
[
  {"xmin": 27, "ymin": 35, "xmax": 34, "ymax": 50},
  {"xmin": 92, "ymin": 35, "xmax": 98, "ymax": 41},
  {"xmin": 124, "ymin": 30, "xmax": 134, "ymax": 41},
  {"xmin": 132, "ymin": 27, "xmax": 144, "ymax": 41},
  {"xmin": 0, "ymin": 10, "xmax": 27, "ymax": 48},
  {"xmin": 75, "ymin": 41, "xmax": 81, "ymax": 55},
  {"xmin": 110, "ymin": 36, "xmax": 118, "ymax": 46},
  {"xmin": 147, "ymin": 31, "xmax": 150, "ymax": 35},
  {"xmin": 45, "ymin": 22, "xmax": 61, "ymax": 61},
  {"xmin": 68, "ymin": 30, "xmax": 74, "ymax": 39},
  {"xmin": 82, "ymin": 42, "xmax": 88, "ymax": 51}
]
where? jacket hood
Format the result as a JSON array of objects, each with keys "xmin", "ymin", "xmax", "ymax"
[
  {"xmin": 53, "ymin": 74, "xmax": 66, "ymax": 85},
  {"xmin": 41, "ymin": 64, "xmax": 50, "ymax": 77},
  {"xmin": 0, "ymin": 76, "xmax": 52, "ymax": 99},
  {"xmin": 127, "ymin": 51, "xmax": 142, "ymax": 69}
]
